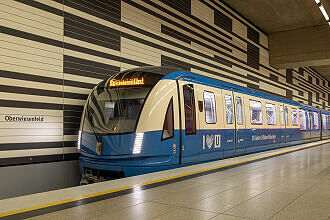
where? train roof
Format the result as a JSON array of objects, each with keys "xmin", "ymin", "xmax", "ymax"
[
  {"xmin": 103, "ymin": 66, "xmax": 326, "ymax": 112},
  {"xmin": 163, "ymin": 70, "xmax": 319, "ymax": 110}
]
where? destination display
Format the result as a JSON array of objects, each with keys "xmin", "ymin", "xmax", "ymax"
[{"xmin": 109, "ymin": 78, "xmax": 145, "ymax": 87}]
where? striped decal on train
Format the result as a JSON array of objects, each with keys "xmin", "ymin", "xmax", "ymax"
[{"xmin": 0, "ymin": 0, "xmax": 329, "ymax": 166}]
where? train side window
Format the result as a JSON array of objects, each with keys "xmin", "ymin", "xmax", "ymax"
[
  {"xmin": 299, "ymin": 109, "xmax": 307, "ymax": 130},
  {"xmin": 307, "ymin": 111, "xmax": 312, "ymax": 130},
  {"xmin": 313, "ymin": 112, "xmax": 319, "ymax": 130},
  {"xmin": 291, "ymin": 108, "xmax": 298, "ymax": 125},
  {"xmin": 203, "ymin": 91, "xmax": 216, "ymax": 124},
  {"xmin": 250, "ymin": 100, "xmax": 263, "ymax": 125},
  {"xmin": 235, "ymin": 97, "xmax": 243, "ymax": 125},
  {"xmin": 285, "ymin": 107, "xmax": 289, "ymax": 125},
  {"xmin": 266, "ymin": 103, "xmax": 276, "ymax": 125},
  {"xmin": 162, "ymin": 98, "xmax": 174, "ymax": 140},
  {"xmin": 224, "ymin": 95, "xmax": 233, "ymax": 124},
  {"xmin": 183, "ymin": 84, "xmax": 196, "ymax": 135},
  {"xmin": 322, "ymin": 114, "xmax": 327, "ymax": 130},
  {"xmin": 280, "ymin": 105, "xmax": 284, "ymax": 126}
]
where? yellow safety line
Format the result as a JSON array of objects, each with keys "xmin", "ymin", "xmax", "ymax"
[{"xmin": 0, "ymin": 140, "xmax": 328, "ymax": 218}]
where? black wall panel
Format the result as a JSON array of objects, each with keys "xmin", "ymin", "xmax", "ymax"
[
  {"xmin": 163, "ymin": 0, "xmax": 191, "ymax": 15},
  {"xmin": 286, "ymin": 69, "xmax": 293, "ymax": 84},
  {"xmin": 270, "ymin": 73, "xmax": 278, "ymax": 82},
  {"xmin": 214, "ymin": 10, "xmax": 232, "ymax": 33},
  {"xmin": 286, "ymin": 90, "xmax": 293, "ymax": 100},
  {"xmin": 308, "ymin": 91, "xmax": 313, "ymax": 106},
  {"xmin": 161, "ymin": 25, "xmax": 191, "ymax": 44},
  {"xmin": 247, "ymin": 26, "xmax": 259, "ymax": 43},
  {"xmin": 247, "ymin": 43, "xmax": 259, "ymax": 70},
  {"xmin": 64, "ymin": 0, "xmax": 121, "ymax": 24},
  {"xmin": 161, "ymin": 55, "xmax": 191, "ymax": 71}
]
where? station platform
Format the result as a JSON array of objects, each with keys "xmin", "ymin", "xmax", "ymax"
[{"xmin": 0, "ymin": 140, "xmax": 329, "ymax": 220}]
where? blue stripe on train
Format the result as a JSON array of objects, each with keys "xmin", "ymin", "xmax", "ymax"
[{"xmin": 79, "ymin": 128, "xmax": 319, "ymax": 176}]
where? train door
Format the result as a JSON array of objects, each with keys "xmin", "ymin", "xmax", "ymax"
[
  {"xmin": 177, "ymin": 81, "xmax": 200, "ymax": 164},
  {"xmin": 222, "ymin": 90, "xmax": 235, "ymax": 157},
  {"xmin": 233, "ymin": 93, "xmax": 246, "ymax": 155},
  {"xmin": 279, "ymin": 105, "xmax": 286, "ymax": 145}
]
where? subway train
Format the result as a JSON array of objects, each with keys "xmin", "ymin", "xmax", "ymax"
[{"xmin": 78, "ymin": 66, "xmax": 330, "ymax": 183}]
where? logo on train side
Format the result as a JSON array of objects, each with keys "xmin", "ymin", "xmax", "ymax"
[
  {"xmin": 251, "ymin": 135, "xmax": 276, "ymax": 141},
  {"xmin": 203, "ymin": 135, "xmax": 221, "ymax": 149}
]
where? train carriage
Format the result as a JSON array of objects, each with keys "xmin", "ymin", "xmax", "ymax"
[{"xmin": 78, "ymin": 66, "xmax": 330, "ymax": 182}]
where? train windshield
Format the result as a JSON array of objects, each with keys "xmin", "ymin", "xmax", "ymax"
[{"xmin": 82, "ymin": 70, "xmax": 164, "ymax": 135}]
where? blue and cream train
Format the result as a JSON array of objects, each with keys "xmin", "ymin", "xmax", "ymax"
[{"xmin": 78, "ymin": 66, "xmax": 330, "ymax": 182}]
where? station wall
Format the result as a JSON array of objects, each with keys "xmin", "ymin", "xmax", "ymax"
[{"xmin": 0, "ymin": 0, "xmax": 329, "ymax": 193}]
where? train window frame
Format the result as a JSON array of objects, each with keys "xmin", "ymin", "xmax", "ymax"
[
  {"xmin": 266, "ymin": 103, "xmax": 276, "ymax": 125},
  {"xmin": 203, "ymin": 91, "xmax": 217, "ymax": 124},
  {"xmin": 183, "ymin": 84, "xmax": 196, "ymax": 135},
  {"xmin": 280, "ymin": 105, "xmax": 284, "ymax": 126},
  {"xmin": 224, "ymin": 95, "xmax": 234, "ymax": 124},
  {"xmin": 312, "ymin": 112, "xmax": 319, "ymax": 130},
  {"xmin": 235, "ymin": 97, "xmax": 244, "ymax": 125},
  {"xmin": 291, "ymin": 108, "xmax": 298, "ymax": 126},
  {"xmin": 249, "ymin": 100, "xmax": 263, "ymax": 125},
  {"xmin": 161, "ymin": 98, "xmax": 174, "ymax": 140},
  {"xmin": 299, "ymin": 109, "xmax": 307, "ymax": 130}
]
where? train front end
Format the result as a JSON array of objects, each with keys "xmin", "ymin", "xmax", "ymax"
[{"xmin": 78, "ymin": 67, "xmax": 179, "ymax": 183}]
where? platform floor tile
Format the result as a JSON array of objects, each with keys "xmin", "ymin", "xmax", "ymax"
[{"xmin": 23, "ymin": 143, "xmax": 330, "ymax": 220}]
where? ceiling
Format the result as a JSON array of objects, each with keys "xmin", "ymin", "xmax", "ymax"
[
  {"xmin": 313, "ymin": 65, "xmax": 330, "ymax": 80},
  {"xmin": 223, "ymin": 0, "xmax": 330, "ymax": 82}
]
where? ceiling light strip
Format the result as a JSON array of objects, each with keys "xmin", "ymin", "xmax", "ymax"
[{"xmin": 315, "ymin": 0, "xmax": 330, "ymax": 26}]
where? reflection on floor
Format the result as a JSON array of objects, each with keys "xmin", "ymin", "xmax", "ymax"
[{"xmin": 27, "ymin": 143, "xmax": 330, "ymax": 220}]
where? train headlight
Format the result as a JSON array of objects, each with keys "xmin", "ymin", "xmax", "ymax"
[
  {"xmin": 78, "ymin": 130, "xmax": 81, "ymax": 150},
  {"xmin": 133, "ymin": 133, "xmax": 144, "ymax": 154}
]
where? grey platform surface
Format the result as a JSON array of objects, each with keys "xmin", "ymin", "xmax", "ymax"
[{"xmin": 25, "ymin": 142, "xmax": 330, "ymax": 220}]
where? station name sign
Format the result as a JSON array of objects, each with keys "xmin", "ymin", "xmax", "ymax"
[
  {"xmin": 109, "ymin": 78, "xmax": 145, "ymax": 87},
  {"xmin": 4, "ymin": 115, "xmax": 44, "ymax": 122}
]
